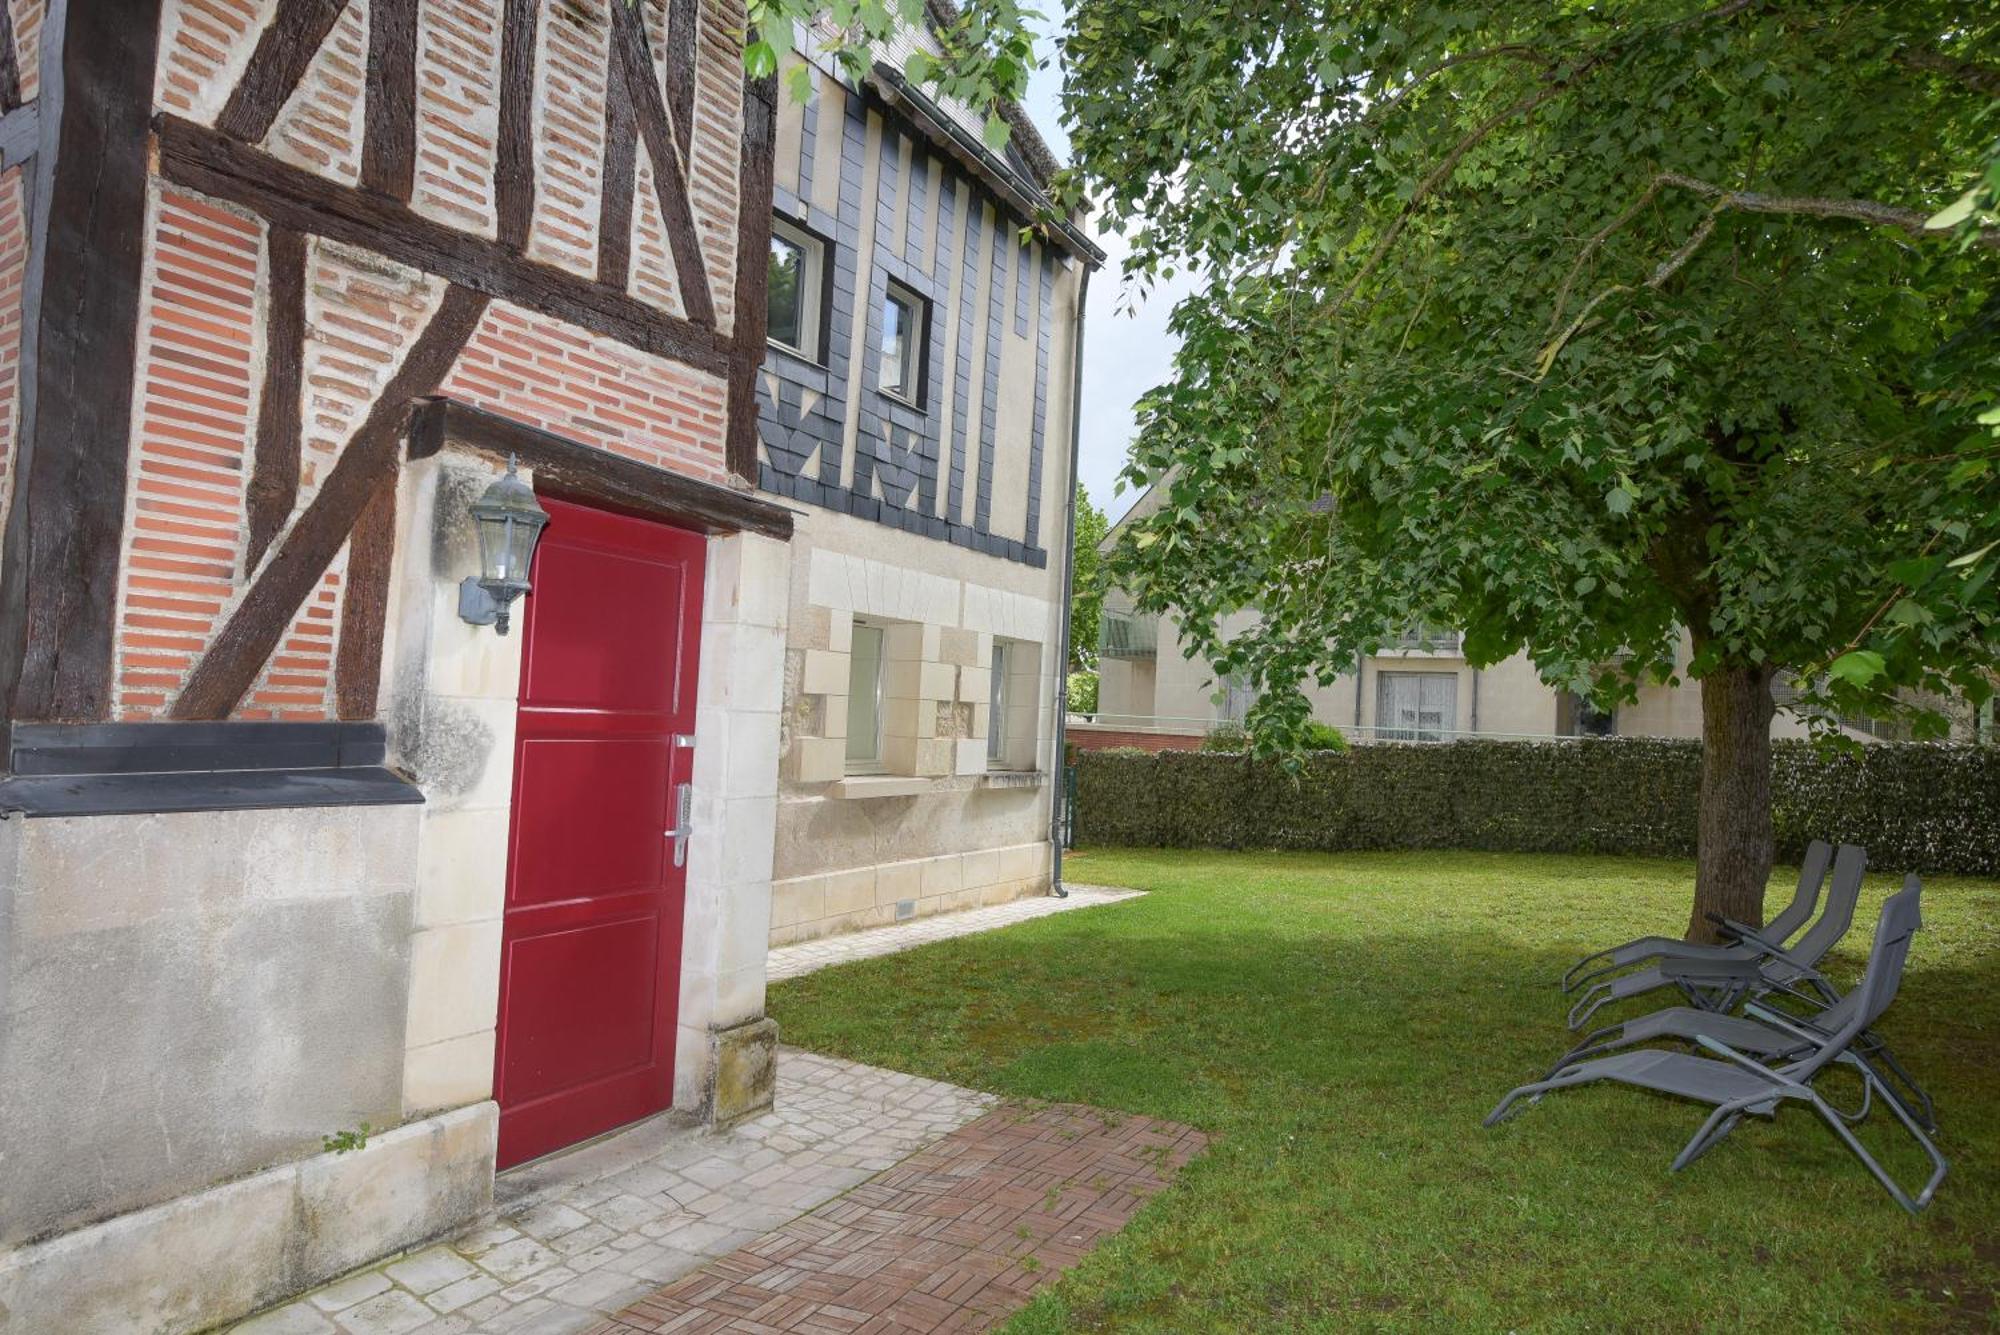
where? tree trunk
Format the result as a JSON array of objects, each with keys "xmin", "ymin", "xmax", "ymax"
[{"xmin": 1688, "ymin": 662, "xmax": 1777, "ymax": 943}]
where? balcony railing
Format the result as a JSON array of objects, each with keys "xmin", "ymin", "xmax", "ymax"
[{"xmin": 1391, "ymin": 625, "xmax": 1461, "ymax": 652}]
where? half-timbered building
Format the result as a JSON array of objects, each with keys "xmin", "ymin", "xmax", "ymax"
[
  {"xmin": 0, "ymin": 1, "xmax": 1094, "ymax": 1328},
  {"xmin": 0, "ymin": 0, "xmax": 798, "ymax": 1327}
]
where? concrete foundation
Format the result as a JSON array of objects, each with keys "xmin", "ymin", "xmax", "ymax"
[{"xmin": 0, "ymin": 1103, "xmax": 494, "ymax": 1335}]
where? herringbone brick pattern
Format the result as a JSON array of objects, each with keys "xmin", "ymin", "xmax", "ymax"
[{"xmin": 584, "ymin": 1103, "xmax": 1207, "ymax": 1335}]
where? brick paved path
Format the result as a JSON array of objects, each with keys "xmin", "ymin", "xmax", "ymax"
[
  {"xmin": 586, "ymin": 1104, "xmax": 1208, "ymax": 1335},
  {"xmin": 766, "ymin": 885, "xmax": 1143, "ymax": 982},
  {"xmin": 232, "ymin": 1052, "xmax": 997, "ymax": 1335}
]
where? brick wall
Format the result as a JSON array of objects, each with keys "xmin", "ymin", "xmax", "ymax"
[
  {"xmin": 95, "ymin": 0, "xmax": 750, "ymax": 721},
  {"xmin": 1064, "ymin": 725, "xmax": 1205, "ymax": 754}
]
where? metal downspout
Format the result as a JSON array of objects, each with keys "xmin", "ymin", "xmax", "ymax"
[{"xmin": 1049, "ymin": 263, "xmax": 1091, "ymax": 898}]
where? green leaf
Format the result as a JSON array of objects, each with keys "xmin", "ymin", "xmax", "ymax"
[
  {"xmin": 1604, "ymin": 486, "xmax": 1634, "ymax": 516},
  {"xmin": 1828, "ymin": 650, "xmax": 1886, "ymax": 687},
  {"xmin": 1948, "ymin": 540, "xmax": 1998, "ymax": 570},
  {"xmin": 1925, "ymin": 190, "xmax": 1978, "ymax": 231},
  {"xmin": 744, "ymin": 40, "xmax": 777, "ymax": 80},
  {"xmin": 982, "ymin": 114, "xmax": 1011, "ymax": 152}
]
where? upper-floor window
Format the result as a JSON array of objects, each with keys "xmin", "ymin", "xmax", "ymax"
[
  {"xmin": 768, "ymin": 215, "xmax": 823, "ymax": 361},
  {"xmin": 880, "ymin": 281, "xmax": 927, "ymax": 405}
]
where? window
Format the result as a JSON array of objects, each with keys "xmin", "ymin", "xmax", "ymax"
[
  {"xmin": 988, "ymin": 642, "xmax": 1009, "ymax": 761},
  {"xmin": 879, "ymin": 282, "xmax": 926, "ymax": 404},
  {"xmin": 1565, "ymin": 693, "xmax": 1616, "ymax": 737},
  {"xmin": 1377, "ymin": 672, "xmax": 1456, "ymax": 742},
  {"xmin": 767, "ymin": 216, "xmax": 822, "ymax": 360},
  {"xmin": 1217, "ymin": 672, "xmax": 1256, "ymax": 724},
  {"xmin": 845, "ymin": 622, "xmax": 885, "ymax": 771}
]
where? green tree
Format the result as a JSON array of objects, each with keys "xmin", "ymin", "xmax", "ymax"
[
  {"xmin": 1068, "ymin": 483, "xmax": 1109, "ymax": 669},
  {"xmin": 746, "ymin": 0, "xmax": 1042, "ymax": 149},
  {"xmin": 1060, "ymin": 1, "xmax": 2000, "ymax": 937}
]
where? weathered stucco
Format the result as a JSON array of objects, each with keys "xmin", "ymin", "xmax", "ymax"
[{"xmin": 0, "ymin": 802, "xmax": 421, "ymax": 1249}]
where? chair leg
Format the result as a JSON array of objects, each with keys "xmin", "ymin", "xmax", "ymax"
[
  {"xmin": 1855, "ymin": 1036, "xmax": 1938, "ymax": 1133},
  {"xmin": 1809, "ymin": 1082, "xmax": 1947, "ymax": 1214},
  {"xmin": 1670, "ymin": 1093, "xmax": 1768, "ymax": 1173}
]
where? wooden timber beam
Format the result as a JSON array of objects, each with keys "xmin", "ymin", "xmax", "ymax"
[
  {"xmin": 215, "ymin": 0, "xmax": 350, "ymax": 144},
  {"xmin": 609, "ymin": 0, "xmax": 715, "ymax": 326},
  {"xmin": 728, "ymin": 63, "xmax": 778, "ymax": 481},
  {"xmin": 155, "ymin": 115, "xmax": 734, "ymax": 377},
  {"xmin": 409, "ymin": 397, "xmax": 794, "ymax": 542},
  {"xmin": 0, "ymin": 0, "xmax": 165, "ymax": 726},
  {"xmin": 245, "ymin": 226, "xmax": 306, "ymax": 574},
  {"xmin": 361, "ymin": 0, "xmax": 417, "ymax": 200},
  {"xmin": 172, "ymin": 287, "xmax": 492, "ymax": 720}
]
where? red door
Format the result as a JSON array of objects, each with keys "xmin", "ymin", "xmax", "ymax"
[{"xmin": 494, "ymin": 496, "xmax": 705, "ymax": 1169}]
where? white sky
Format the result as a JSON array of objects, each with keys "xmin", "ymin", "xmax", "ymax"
[{"xmin": 1017, "ymin": 13, "xmax": 1200, "ymax": 526}]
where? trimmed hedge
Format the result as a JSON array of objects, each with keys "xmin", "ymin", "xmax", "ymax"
[{"xmin": 1072, "ymin": 739, "xmax": 2000, "ymax": 876}]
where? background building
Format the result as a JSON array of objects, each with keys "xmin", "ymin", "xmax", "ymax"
[{"xmin": 1086, "ymin": 482, "xmax": 1910, "ymax": 749}]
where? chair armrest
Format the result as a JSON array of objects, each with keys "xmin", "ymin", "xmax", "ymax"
[
  {"xmin": 1658, "ymin": 957, "xmax": 1765, "ymax": 984},
  {"xmin": 1695, "ymin": 1035, "xmax": 1808, "ymax": 1092},
  {"xmin": 1743, "ymin": 1001, "xmax": 1834, "ymax": 1049}
]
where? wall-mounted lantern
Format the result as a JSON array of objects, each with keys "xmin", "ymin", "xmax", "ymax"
[{"xmin": 457, "ymin": 455, "xmax": 549, "ymax": 636}]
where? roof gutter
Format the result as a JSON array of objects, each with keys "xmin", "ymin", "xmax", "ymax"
[
  {"xmin": 1048, "ymin": 263, "xmax": 1091, "ymax": 897},
  {"xmin": 866, "ymin": 62, "xmax": 1104, "ymax": 267}
]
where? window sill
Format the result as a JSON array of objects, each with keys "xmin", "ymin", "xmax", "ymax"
[
  {"xmin": 767, "ymin": 340, "xmax": 827, "ymax": 372},
  {"xmin": 979, "ymin": 769, "xmax": 1046, "ymax": 790},
  {"xmin": 829, "ymin": 775, "xmax": 934, "ymax": 799}
]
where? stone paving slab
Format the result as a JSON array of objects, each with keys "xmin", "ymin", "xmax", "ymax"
[
  {"xmin": 230, "ymin": 1052, "xmax": 997, "ymax": 1335},
  {"xmin": 582, "ymin": 1103, "xmax": 1208, "ymax": 1335},
  {"xmin": 767, "ymin": 885, "xmax": 1144, "ymax": 982}
]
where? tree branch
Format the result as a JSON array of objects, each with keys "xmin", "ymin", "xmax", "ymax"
[
  {"xmin": 1894, "ymin": 47, "xmax": 2000, "ymax": 99},
  {"xmin": 1537, "ymin": 200, "xmax": 1723, "ymax": 377},
  {"xmin": 1655, "ymin": 171, "xmax": 2000, "ymax": 249},
  {"xmin": 1546, "ymin": 178, "xmax": 1666, "ymax": 339}
]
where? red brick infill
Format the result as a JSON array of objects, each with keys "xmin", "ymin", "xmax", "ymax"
[{"xmin": 585, "ymin": 1102, "xmax": 1208, "ymax": 1334}]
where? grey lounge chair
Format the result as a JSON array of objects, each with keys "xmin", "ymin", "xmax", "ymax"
[
  {"xmin": 1566, "ymin": 843, "xmax": 1866, "ymax": 1030},
  {"xmin": 1562, "ymin": 840, "xmax": 1832, "ymax": 993},
  {"xmin": 1548, "ymin": 985, "xmax": 1937, "ymax": 1132},
  {"xmin": 1488, "ymin": 877, "xmax": 1945, "ymax": 1214}
]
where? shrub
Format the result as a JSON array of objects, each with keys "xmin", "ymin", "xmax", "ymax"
[
  {"xmin": 1302, "ymin": 721, "xmax": 1348, "ymax": 752},
  {"xmin": 1200, "ymin": 723, "xmax": 1249, "ymax": 753},
  {"xmin": 1067, "ymin": 670, "xmax": 1099, "ymax": 714},
  {"xmin": 1071, "ymin": 738, "xmax": 2000, "ymax": 875}
]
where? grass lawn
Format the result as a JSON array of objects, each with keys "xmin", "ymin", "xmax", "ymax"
[{"xmin": 766, "ymin": 849, "xmax": 2000, "ymax": 1332}]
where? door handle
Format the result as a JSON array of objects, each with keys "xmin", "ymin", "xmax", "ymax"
[{"xmin": 666, "ymin": 782, "xmax": 693, "ymax": 868}]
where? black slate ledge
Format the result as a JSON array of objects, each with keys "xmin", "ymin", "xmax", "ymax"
[{"xmin": 0, "ymin": 722, "xmax": 424, "ymax": 818}]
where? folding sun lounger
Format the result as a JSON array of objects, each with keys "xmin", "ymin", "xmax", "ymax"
[
  {"xmin": 1487, "ymin": 876, "xmax": 1946, "ymax": 1214},
  {"xmin": 1564, "ymin": 843, "xmax": 1866, "ymax": 1031},
  {"xmin": 1562, "ymin": 839, "xmax": 1831, "ymax": 994},
  {"xmin": 1546, "ymin": 976, "xmax": 1937, "ymax": 1132}
]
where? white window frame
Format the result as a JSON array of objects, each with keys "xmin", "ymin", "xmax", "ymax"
[
  {"xmin": 1377, "ymin": 671, "xmax": 1456, "ymax": 742},
  {"xmin": 768, "ymin": 215, "xmax": 823, "ymax": 361},
  {"xmin": 879, "ymin": 281, "xmax": 926, "ymax": 406},
  {"xmin": 844, "ymin": 621, "xmax": 886, "ymax": 773}
]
